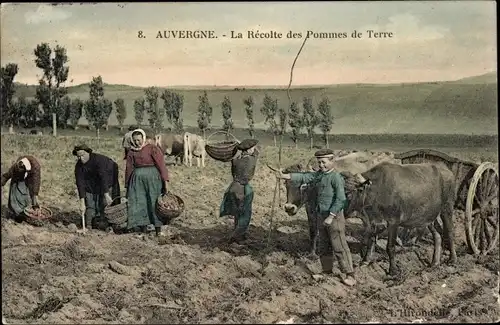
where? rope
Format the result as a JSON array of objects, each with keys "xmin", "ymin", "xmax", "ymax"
[{"xmin": 265, "ymin": 35, "xmax": 310, "ymax": 249}]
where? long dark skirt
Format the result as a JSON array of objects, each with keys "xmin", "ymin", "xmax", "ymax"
[
  {"xmin": 219, "ymin": 182, "xmax": 254, "ymax": 238},
  {"xmin": 84, "ymin": 164, "xmax": 121, "ymax": 229},
  {"xmin": 8, "ymin": 180, "xmax": 31, "ymax": 219},
  {"xmin": 127, "ymin": 166, "xmax": 163, "ymax": 229}
]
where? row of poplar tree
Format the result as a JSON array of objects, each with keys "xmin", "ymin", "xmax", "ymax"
[
  {"xmin": 1, "ymin": 43, "xmax": 334, "ymax": 147},
  {"xmin": 192, "ymin": 92, "xmax": 335, "ymax": 148}
]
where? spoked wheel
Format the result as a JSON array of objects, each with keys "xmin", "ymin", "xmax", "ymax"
[{"xmin": 465, "ymin": 162, "xmax": 499, "ymax": 255}]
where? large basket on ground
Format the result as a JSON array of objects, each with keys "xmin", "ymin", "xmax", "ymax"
[
  {"xmin": 205, "ymin": 131, "xmax": 240, "ymax": 162},
  {"xmin": 156, "ymin": 192, "xmax": 185, "ymax": 223},
  {"xmin": 24, "ymin": 206, "xmax": 53, "ymax": 227},
  {"xmin": 104, "ymin": 197, "xmax": 128, "ymax": 225}
]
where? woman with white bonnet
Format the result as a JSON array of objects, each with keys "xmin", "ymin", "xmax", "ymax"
[
  {"xmin": 1, "ymin": 155, "xmax": 41, "ymax": 221},
  {"xmin": 125, "ymin": 128, "xmax": 170, "ymax": 236}
]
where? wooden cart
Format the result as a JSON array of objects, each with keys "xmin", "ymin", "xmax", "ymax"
[{"xmin": 394, "ymin": 149, "xmax": 499, "ymax": 255}]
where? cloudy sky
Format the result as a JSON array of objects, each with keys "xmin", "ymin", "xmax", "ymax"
[{"xmin": 0, "ymin": 2, "xmax": 496, "ymax": 87}]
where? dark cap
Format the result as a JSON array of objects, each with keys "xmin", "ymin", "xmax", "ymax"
[
  {"xmin": 72, "ymin": 144, "xmax": 93, "ymax": 156},
  {"xmin": 236, "ymin": 138, "xmax": 258, "ymax": 151},
  {"xmin": 314, "ymin": 148, "xmax": 335, "ymax": 158}
]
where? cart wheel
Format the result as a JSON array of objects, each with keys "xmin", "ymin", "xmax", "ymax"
[{"xmin": 465, "ymin": 162, "xmax": 499, "ymax": 255}]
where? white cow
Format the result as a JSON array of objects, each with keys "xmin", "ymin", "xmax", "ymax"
[{"xmin": 183, "ymin": 132, "xmax": 206, "ymax": 167}]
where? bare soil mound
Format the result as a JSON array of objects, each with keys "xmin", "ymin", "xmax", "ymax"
[{"xmin": 2, "ymin": 138, "xmax": 499, "ymax": 324}]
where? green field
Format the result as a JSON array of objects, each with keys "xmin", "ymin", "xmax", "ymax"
[
  {"xmin": 3, "ymin": 126, "xmax": 497, "ymax": 165},
  {"xmin": 12, "ymin": 71, "xmax": 498, "ymax": 135}
]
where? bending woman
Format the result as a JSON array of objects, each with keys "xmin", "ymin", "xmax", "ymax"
[
  {"xmin": 125, "ymin": 128, "xmax": 169, "ymax": 236},
  {"xmin": 1, "ymin": 155, "xmax": 41, "ymax": 221},
  {"xmin": 73, "ymin": 144, "xmax": 121, "ymax": 230}
]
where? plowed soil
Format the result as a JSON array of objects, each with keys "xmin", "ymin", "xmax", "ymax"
[{"xmin": 2, "ymin": 134, "xmax": 499, "ymax": 324}]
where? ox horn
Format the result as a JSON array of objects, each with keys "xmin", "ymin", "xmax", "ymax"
[
  {"xmin": 354, "ymin": 173, "xmax": 367, "ymax": 184},
  {"xmin": 267, "ymin": 164, "xmax": 280, "ymax": 173}
]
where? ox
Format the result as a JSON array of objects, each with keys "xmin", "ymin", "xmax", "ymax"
[
  {"xmin": 282, "ymin": 159, "xmax": 319, "ymax": 255},
  {"xmin": 183, "ymin": 132, "xmax": 206, "ymax": 168},
  {"xmin": 155, "ymin": 133, "xmax": 185, "ymax": 165},
  {"xmin": 343, "ymin": 162, "xmax": 457, "ymax": 276}
]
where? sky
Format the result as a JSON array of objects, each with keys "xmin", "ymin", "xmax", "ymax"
[{"xmin": 0, "ymin": 1, "xmax": 497, "ymax": 87}]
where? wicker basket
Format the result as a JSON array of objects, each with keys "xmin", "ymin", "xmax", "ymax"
[
  {"xmin": 24, "ymin": 206, "xmax": 53, "ymax": 227},
  {"xmin": 111, "ymin": 221, "xmax": 128, "ymax": 232},
  {"xmin": 156, "ymin": 193, "xmax": 185, "ymax": 223},
  {"xmin": 104, "ymin": 197, "xmax": 128, "ymax": 225},
  {"xmin": 205, "ymin": 131, "xmax": 240, "ymax": 162}
]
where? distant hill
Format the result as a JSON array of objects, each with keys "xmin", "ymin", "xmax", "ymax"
[
  {"xmin": 10, "ymin": 71, "xmax": 498, "ymax": 135},
  {"xmin": 449, "ymin": 71, "xmax": 497, "ymax": 84}
]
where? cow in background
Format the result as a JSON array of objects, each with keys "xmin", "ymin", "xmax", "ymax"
[
  {"xmin": 121, "ymin": 127, "xmax": 135, "ymax": 159},
  {"xmin": 29, "ymin": 130, "xmax": 43, "ymax": 135},
  {"xmin": 183, "ymin": 132, "xmax": 206, "ymax": 168},
  {"xmin": 155, "ymin": 133, "xmax": 185, "ymax": 165}
]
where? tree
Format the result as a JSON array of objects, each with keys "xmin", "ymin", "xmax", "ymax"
[
  {"xmin": 197, "ymin": 91, "xmax": 212, "ymax": 139},
  {"xmin": 161, "ymin": 90, "xmax": 175, "ymax": 128},
  {"xmin": 278, "ymin": 101, "xmax": 288, "ymax": 137},
  {"xmin": 33, "ymin": 43, "xmax": 69, "ymax": 128},
  {"xmin": 114, "ymin": 98, "xmax": 127, "ymax": 131},
  {"xmin": 58, "ymin": 95, "xmax": 72, "ymax": 128},
  {"xmin": 1, "ymin": 63, "xmax": 19, "ymax": 133},
  {"xmin": 12, "ymin": 96, "xmax": 26, "ymax": 128},
  {"xmin": 302, "ymin": 96, "xmax": 318, "ymax": 149},
  {"xmin": 317, "ymin": 97, "xmax": 334, "ymax": 148},
  {"xmin": 22, "ymin": 99, "xmax": 40, "ymax": 128},
  {"xmin": 243, "ymin": 96, "xmax": 255, "ymax": 138},
  {"xmin": 134, "ymin": 98, "xmax": 145, "ymax": 126},
  {"xmin": 145, "ymin": 87, "xmax": 163, "ymax": 134},
  {"xmin": 84, "ymin": 76, "xmax": 112, "ymax": 139},
  {"xmin": 161, "ymin": 90, "xmax": 184, "ymax": 132},
  {"xmin": 102, "ymin": 98, "xmax": 113, "ymax": 131},
  {"xmin": 260, "ymin": 93, "xmax": 279, "ymax": 146},
  {"xmin": 173, "ymin": 92, "xmax": 184, "ymax": 132},
  {"xmin": 288, "ymin": 101, "xmax": 302, "ymax": 148},
  {"xmin": 68, "ymin": 98, "xmax": 83, "ymax": 129},
  {"xmin": 221, "ymin": 96, "xmax": 233, "ymax": 139}
]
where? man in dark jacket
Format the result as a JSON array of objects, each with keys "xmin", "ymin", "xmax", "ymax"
[{"xmin": 73, "ymin": 144, "xmax": 121, "ymax": 230}]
